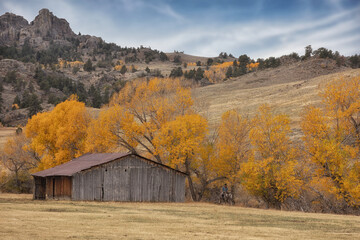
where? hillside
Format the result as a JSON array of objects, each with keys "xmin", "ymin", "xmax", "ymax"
[
  {"xmin": 193, "ymin": 60, "xmax": 359, "ymax": 136},
  {"xmin": 0, "ymin": 8, "xmax": 359, "ymax": 127}
]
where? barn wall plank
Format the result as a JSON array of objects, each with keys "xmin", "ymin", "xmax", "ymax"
[{"xmin": 68, "ymin": 155, "xmax": 186, "ymax": 202}]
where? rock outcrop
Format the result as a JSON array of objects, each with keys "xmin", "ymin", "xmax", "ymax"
[
  {"xmin": 0, "ymin": 8, "xmax": 76, "ymax": 49},
  {"xmin": 0, "ymin": 12, "xmax": 29, "ymax": 45}
]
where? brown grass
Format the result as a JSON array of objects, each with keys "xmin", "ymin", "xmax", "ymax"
[
  {"xmin": 193, "ymin": 68, "xmax": 360, "ymax": 132},
  {"xmin": 0, "ymin": 194, "xmax": 359, "ymax": 240},
  {"xmin": 0, "ymin": 127, "xmax": 16, "ymax": 148}
]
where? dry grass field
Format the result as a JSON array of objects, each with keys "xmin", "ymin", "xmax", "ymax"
[
  {"xmin": 193, "ymin": 67, "xmax": 360, "ymax": 134},
  {"xmin": 0, "ymin": 194, "xmax": 359, "ymax": 240},
  {"xmin": 0, "ymin": 127, "xmax": 16, "ymax": 148}
]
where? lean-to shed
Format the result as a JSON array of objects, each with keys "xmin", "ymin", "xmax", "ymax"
[{"xmin": 32, "ymin": 153, "xmax": 187, "ymax": 202}]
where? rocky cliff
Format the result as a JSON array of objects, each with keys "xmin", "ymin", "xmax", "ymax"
[
  {"xmin": 0, "ymin": 8, "xmax": 76, "ymax": 49},
  {"xmin": 0, "ymin": 12, "xmax": 28, "ymax": 45}
]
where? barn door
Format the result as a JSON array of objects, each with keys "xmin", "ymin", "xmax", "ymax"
[{"xmin": 34, "ymin": 177, "xmax": 46, "ymax": 200}]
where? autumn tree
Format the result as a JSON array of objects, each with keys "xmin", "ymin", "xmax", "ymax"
[
  {"xmin": 214, "ymin": 110, "xmax": 250, "ymax": 194},
  {"xmin": 154, "ymin": 114, "xmax": 208, "ymax": 201},
  {"xmin": 241, "ymin": 105, "xmax": 302, "ymax": 208},
  {"xmin": 301, "ymin": 76, "xmax": 360, "ymax": 208},
  {"xmin": 0, "ymin": 133, "xmax": 38, "ymax": 192},
  {"xmin": 85, "ymin": 104, "xmax": 136, "ymax": 153},
  {"xmin": 84, "ymin": 59, "xmax": 94, "ymax": 72},
  {"xmin": 88, "ymin": 77, "xmax": 194, "ymax": 163},
  {"xmin": 25, "ymin": 95, "xmax": 90, "ymax": 170},
  {"xmin": 191, "ymin": 134, "xmax": 224, "ymax": 201}
]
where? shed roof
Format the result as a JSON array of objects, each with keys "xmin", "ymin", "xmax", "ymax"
[{"xmin": 32, "ymin": 153, "xmax": 187, "ymax": 177}]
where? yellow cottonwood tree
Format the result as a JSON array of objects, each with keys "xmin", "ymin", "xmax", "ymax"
[
  {"xmin": 204, "ymin": 62, "xmax": 233, "ymax": 83},
  {"xmin": 321, "ymin": 76, "xmax": 360, "ymax": 149},
  {"xmin": 241, "ymin": 105, "xmax": 302, "ymax": 208},
  {"xmin": 85, "ymin": 104, "xmax": 138, "ymax": 153},
  {"xmin": 192, "ymin": 135, "xmax": 222, "ymax": 201},
  {"xmin": 154, "ymin": 114, "xmax": 208, "ymax": 201},
  {"xmin": 106, "ymin": 77, "xmax": 194, "ymax": 163},
  {"xmin": 214, "ymin": 110, "xmax": 250, "ymax": 192},
  {"xmin": 25, "ymin": 95, "xmax": 90, "ymax": 170},
  {"xmin": 301, "ymin": 76, "xmax": 360, "ymax": 207}
]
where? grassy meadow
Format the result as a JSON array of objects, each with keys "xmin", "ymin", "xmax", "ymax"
[{"xmin": 0, "ymin": 194, "xmax": 359, "ymax": 240}]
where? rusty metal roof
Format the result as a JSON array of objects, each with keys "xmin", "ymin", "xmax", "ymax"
[
  {"xmin": 32, "ymin": 152, "xmax": 130, "ymax": 177},
  {"xmin": 32, "ymin": 153, "xmax": 187, "ymax": 177}
]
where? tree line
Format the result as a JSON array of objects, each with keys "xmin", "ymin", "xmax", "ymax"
[{"xmin": 1, "ymin": 75, "xmax": 359, "ymax": 213}]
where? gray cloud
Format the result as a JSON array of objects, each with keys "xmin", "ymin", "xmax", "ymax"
[{"xmin": 1, "ymin": 0, "xmax": 359, "ymax": 59}]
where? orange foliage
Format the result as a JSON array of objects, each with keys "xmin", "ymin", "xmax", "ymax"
[
  {"xmin": 25, "ymin": 95, "xmax": 90, "ymax": 170},
  {"xmin": 154, "ymin": 114, "xmax": 208, "ymax": 169},
  {"xmin": 246, "ymin": 62, "xmax": 259, "ymax": 71},
  {"xmin": 92, "ymin": 77, "xmax": 194, "ymax": 163},
  {"xmin": 57, "ymin": 59, "xmax": 84, "ymax": 69},
  {"xmin": 301, "ymin": 76, "xmax": 360, "ymax": 207},
  {"xmin": 214, "ymin": 110, "xmax": 250, "ymax": 186},
  {"xmin": 241, "ymin": 105, "xmax": 302, "ymax": 207}
]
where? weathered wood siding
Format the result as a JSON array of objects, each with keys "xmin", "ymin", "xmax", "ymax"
[
  {"xmin": 45, "ymin": 176, "xmax": 72, "ymax": 200},
  {"xmin": 72, "ymin": 155, "xmax": 185, "ymax": 202}
]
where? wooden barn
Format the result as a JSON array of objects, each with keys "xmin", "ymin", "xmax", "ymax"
[{"xmin": 32, "ymin": 153, "xmax": 187, "ymax": 202}]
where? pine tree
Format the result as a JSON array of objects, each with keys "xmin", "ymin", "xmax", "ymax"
[
  {"xmin": 226, "ymin": 67, "xmax": 233, "ymax": 78},
  {"xmin": 28, "ymin": 94, "xmax": 42, "ymax": 117},
  {"xmin": 120, "ymin": 65, "xmax": 127, "ymax": 75},
  {"xmin": 84, "ymin": 59, "xmax": 94, "ymax": 72}
]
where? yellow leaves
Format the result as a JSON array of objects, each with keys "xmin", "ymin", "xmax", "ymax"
[
  {"xmin": 215, "ymin": 110, "xmax": 250, "ymax": 184},
  {"xmin": 241, "ymin": 104, "xmax": 302, "ymax": 204},
  {"xmin": 246, "ymin": 62, "xmax": 259, "ymax": 71},
  {"xmin": 56, "ymin": 59, "xmax": 84, "ymax": 69},
  {"xmin": 321, "ymin": 76, "xmax": 360, "ymax": 143},
  {"xmin": 25, "ymin": 96, "xmax": 90, "ymax": 170},
  {"xmin": 204, "ymin": 61, "xmax": 233, "ymax": 83},
  {"xmin": 114, "ymin": 64, "xmax": 123, "ymax": 71},
  {"xmin": 301, "ymin": 75, "xmax": 360, "ymax": 207},
  {"xmin": 250, "ymin": 104, "xmax": 292, "ymax": 159},
  {"xmin": 12, "ymin": 104, "xmax": 19, "ymax": 110},
  {"xmin": 107, "ymin": 77, "xmax": 195, "ymax": 163},
  {"xmin": 214, "ymin": 61, "xmax": 233, "ymax": 68},
  {"xmin": 85, "ymin": 105, "xmax": 129, "ymax": 153},
  {"xmin": 154, "ymin": 114, "xmax": 208, "ymax": 168}
]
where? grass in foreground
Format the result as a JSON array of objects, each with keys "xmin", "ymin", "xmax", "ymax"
[{"xmin": 0, "ymin": 194, "xmax": 359, "ymax": 240}]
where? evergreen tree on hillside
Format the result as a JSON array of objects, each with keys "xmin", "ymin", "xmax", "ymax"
[
  {"xmin": 169, "ymin": 67, "xmax": 183, "ymax": 78},
  {"xmin": 195, "ymin": 67, "xmax": 204, "ymax": 81},
  {"xmin": 27, "ymin": 94, "xmax": 42, "ymax": 117},
  {"xmin": 159, "ymin": 52, "xmax": 168, "ymax": 61},
  {"xmin": 120, "ymin": 65, "xmax": 127, "ymax": 75},
  {"xmin": 304, "ymin": 45, "xmax": 312, "ymax": 59},
  {"xmin": 84, "ymin": 59, "xmax": 94, "ymax": 72},
  {"xmin": 173, "ymin": 55, "xmax": 181, "ymax": 64},
  {"xmin": 102, "ymin": 88, "xmax": 110, "ymax": 105},
  {"xmin": 226, "ymin": 67, "xmax": 233, "ymax": 78}
]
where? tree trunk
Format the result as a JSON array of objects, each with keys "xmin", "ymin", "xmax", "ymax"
[
  {"xmin": 184, "ymin": 157, "xmax": 197, "ymax": 201},
  {"xmin": 15, "ymin": 169, "xmax": 21, "ymax": 193},
  {"xmin": 187, "ymin": 176, "xmax": 197, "ymax": 201}
]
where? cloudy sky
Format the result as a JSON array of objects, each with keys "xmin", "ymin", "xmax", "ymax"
[{"xmin": 1, "ymin": 0, "xmax": 359, "ymax": 59}]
